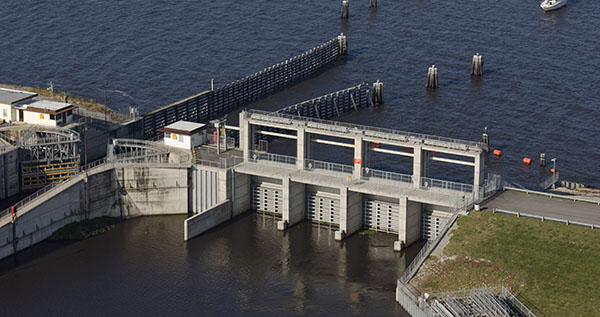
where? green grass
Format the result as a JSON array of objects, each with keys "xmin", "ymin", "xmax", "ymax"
[
  {"xmin": 413, "ymin": 211, "xmax": 600, "ymax": 316},
  {"xmin": 51, "ymin": 216, "xmax": 121, "ymax": 241}
]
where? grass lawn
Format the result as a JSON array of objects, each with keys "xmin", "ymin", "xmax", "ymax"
[{"xmin": 412, "ymin": 211, "xmax": 600, "ymax": 316}]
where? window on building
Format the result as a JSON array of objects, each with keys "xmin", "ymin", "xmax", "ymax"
[
  {"xmin": 179, "ymin": 135, "xmax": 184, "ymax": 142},
  {"xmin": 2, "ymin": 109, "xmax": 6, "ymax": 117},
  {"xmin": 50, "ymin": 114, "xmax": 55, "ymax": 120},
  {"xmin": 66, "ymin": 110, "xmax": 72, "ymax": 116},
  {"xmin": 165, "ymin": 132, "xmax": 171, "ymax": 138}
]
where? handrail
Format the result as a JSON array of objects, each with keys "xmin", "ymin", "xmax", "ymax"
[
  {"xmin": 362, "ymin": 167, "xmax": 412, "ymax": 184},
  {"xmin": 247, "ymin": 109, "xmax": 482, "ymax": 151},
  {"xmin": 304, "ymin": 159, "xmax": 353, "ymax": 174},
  {"xmin": 422, "ymin": 176, "xmax": 473, "ymax": 193},
  {"xmin": 504, "ymin": 186, "xmax": 600, "ymax": 205},
  {"xmin": 249, "ymin": 151, "xmax": 297, "ymax": 165},
  {"xmin": 493, "ymin": 208, "xmax": 598, "ymax": 229}
]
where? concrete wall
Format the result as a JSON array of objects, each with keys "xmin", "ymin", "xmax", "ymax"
[
  {"xmin": 281, "ymin": 179, "xmax": 306, "ymax": 228},
  {"xmin": 0, "ymin": 147, "xmax": 20, "ymax": 200},
  {"xmin": 337, "ymin": 187, "xmax": 362, "ymax": 239},
  {"xmin": 191, "ymin": 166, "xmax": 219, "ymax": 214},
  {"xmin": 398, "ymin": 197, "xmax": 422, "ymax": 247},
  {"xmin": 184, "ymin": 200, "xmax": 231, "ymax": 241},
  {"xmin": 0, "ymin": 177, "xmax": 85, "ymax": 260},
  {"xmin": 232, "ymin": 172, "xmax": 251, "ymax": 217},
  {"xmin": 115, "ymin": 166, "xmax": 189, "ymax": 217}
]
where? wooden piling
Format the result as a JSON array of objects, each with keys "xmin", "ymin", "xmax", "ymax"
[
  {"xmin": 370, "ymin": 0, "xmax": 377, "ymax": 8},
  {"xmin": 540, "ymin": 153, "xmax": 546, "ymax": 166},
  {"xmin": 341, "ymin": 0, "xmax": 349, "ymax": 19},
  {"xmin": 482, "ymin": 127, "xmax": 489, "ymax": 153},
  {"xmin": 471, "ymin": 53, "xmax": 483, "ymax": 76},
  {"xmin": 426, "ymin": 65, "xmax": 438, "ymax": 88},
  {"xmin": 372, "ymin": 80, "xmax": 384, "ymax": 106},
  {"xmin": 338, "ymin": 33, "xmax": 348, "ymax": 55}
]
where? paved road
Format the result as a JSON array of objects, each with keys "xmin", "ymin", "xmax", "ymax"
[{"xmin": 483, "ymin": 190, "xmax": 600, "ymax": 225}]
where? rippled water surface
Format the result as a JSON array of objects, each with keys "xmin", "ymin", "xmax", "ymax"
[{"xmin": 0, "ymin": 1, "xmax": 598, "ymax": 314}]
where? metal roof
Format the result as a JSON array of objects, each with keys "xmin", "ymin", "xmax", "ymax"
[
  {"xmin": 16, "ymin": 100, "xmax": 74, "ymax": 113},
  {"xmin": 160, "ymin": 121, "xmax": 206, "ymax": 135},
  {"xmin": 0, "ymin": 88, "xmax": 37, "ymax": 105}
]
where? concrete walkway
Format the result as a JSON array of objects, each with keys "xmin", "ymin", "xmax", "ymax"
[{"xmin": 483, "ymin": 190, "xmax": 600, "ymax": 225}]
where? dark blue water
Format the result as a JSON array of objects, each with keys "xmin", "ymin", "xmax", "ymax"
[
  {"xmin": 0, "ymin": 2, "xmax": 598, "ymax": 313},
  {"xmin": 1, "ymin": 0, "xmax": 598, "ymax": 187}
]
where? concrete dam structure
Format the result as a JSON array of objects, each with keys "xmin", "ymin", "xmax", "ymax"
[{"xmin": 0, "ymin": 107, "xmax": 492, "ymax": 260}]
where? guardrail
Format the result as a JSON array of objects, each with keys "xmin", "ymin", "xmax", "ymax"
[
  {"xmin": 247, "ymin": 109, "xmax": 482, "ymax": 151},
  {"xmin": 195, "ymin": 156, "xmax": 244, "ymax": 169},
  {"xmin": 504, "ymin": 186, "xmax": 600, "ymax": 205},
  {"xmin": 363, "ymin": 167, "xmax": 412, "ymax": 184},
  {"xmin": 421, "ymin": 176, "xmax": 473, "ymax": 193},
  {"xmin": 249, "ymin": 151, "xmax": 297, "ymax": 165},
  {"xmin": 305, "ymin": 159, "xmax": 353, "ymax": 174},
  {"xmin": 399, "ymin": 204, "xmax": 463, "ymax": 284},
  {"xmin": 493, "ymin": 208, "xmax": 598, "ymax": 229}
]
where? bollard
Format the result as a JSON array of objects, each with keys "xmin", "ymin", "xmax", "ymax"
[
  {"xmin": 426, "ymin": 65, "xmax": 438, "ymax": 88},
  {"xmin": 372, "ymin": 80, "xmax": 384, "ymax": 106},
  {"xmin": 540, "ymin": 153, "xmax": 546, "ymax": 166},
  {"xmin": 370, "ymin": 0, "xmax": 377, "ymax": 8},
  {"xmin": 338, "ymin": 33, "xmax": 348, "ymax": 55},
  {"xmin": 471, "ymin": 53, "xmax": 483, "ymax": 76},
  {"xmin": 482, "ymin": 127, "xmax": 490, "ymax": 153},
  {"xmin": 341, "ymin": 0, "xmax": 349, "ymax": 19}
]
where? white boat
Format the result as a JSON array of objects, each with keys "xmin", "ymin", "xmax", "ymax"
[{"xmin": 540, "ymin": 0, "xmax": 567, "ymax": 11}]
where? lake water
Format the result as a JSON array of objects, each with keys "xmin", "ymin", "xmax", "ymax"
[{"xmin": 0, "ymin": 0, "xmax": 598, "ymax": 314}]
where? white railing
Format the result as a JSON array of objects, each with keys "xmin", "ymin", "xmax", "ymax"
[
  {"xmin": 304, "ymin": 159, "xmax": 353, "ymax": 174},
  {"xmin": 493, "ymin": 208, "xmax": 598, "ymax": 229},
  {"xmin": 504, "ymin": 187, "xmax": 600, "ymax": 205},
  {"xmin": 421, "ymin": 177, "xmax": 473, "ymax": 193},
  {"xmin": 249, "ymin": 151, "xmax": 297, "ymax": 165},
  {"xmin": 363, "ymin": 167, "xmax": 413, "ymax": 184},
  {"xmin": 247, "ymin": 109, "xmax": 482, "ymax": 151},
  {"xmin": 195, "ymin": 156, "xmax": 244, "ymax": 169}
]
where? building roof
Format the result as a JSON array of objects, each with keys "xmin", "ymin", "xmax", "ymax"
[
  {"xmin": 0, "ymin": 88, "xmax": 37, "ymax": 105},
  {"xmin": 159, "ymin": 121, "xmax": 206, "ymax": 135},
  {"xmin": 15, "ymin": 100, "xmax": 76, "ymax": 114}
]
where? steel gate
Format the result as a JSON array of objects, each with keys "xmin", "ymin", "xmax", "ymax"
[
  {"xmin": 421, "ymin": 211, "xmax": 450, "ymax": 240},
  {"xmin": 306, "ymin": 191, "xmax": 340, "ymax": 226},
  {"xmin": 363, "ymin": 199, "xmax": 400, "ymax": 233},
  {"xmin": 251, "ymin": 182, "xmax": 282, "ymax": 215}
]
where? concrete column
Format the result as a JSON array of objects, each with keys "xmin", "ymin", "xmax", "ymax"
[
  {"xmin": 412, "ymin": 145, "xmax": 425, "ymax": 188},
  {"xmin": 395, "ymin": 197, "xmax": 422, "ymax": 251},
  {"xmin": 232, "ymin": 172, "xmax": 251, "ymax": 217},
  {"xmin": 296, "ymin": 127, "xmax": 310, "ymax": 170},
  {"xmin": 473, "ymin": 151, "xmax": 485, "ymax": 201},
  {"xmin": 278, "ymin": 178, "xmax": 306, "ymax": 230},
  {"xmin": 240, "ymin": 111, "xmax": 253, "ymax": 162},
  {"xmin": 353, "ymin": 135, "xmax": 365, "ymax": 180},
  {"xmin": 335, "ymin": 187, "xmax": 362, "ymax": 241}
]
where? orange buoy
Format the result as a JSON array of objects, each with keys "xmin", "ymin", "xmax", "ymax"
[
  {"xmin": 550, "ymin": 168, "xmax": 556, "ymax": 173},
  {"xmin": 493, "ymin": 149, "xmax": 502, "ymax": 156},
  {"xmin": 523, "ymin": 157, "xmax": 532, "ymax": 165}
]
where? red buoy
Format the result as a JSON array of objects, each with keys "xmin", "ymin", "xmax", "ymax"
[
  {"xmin": 550, "ymin": 168, "xmax": 556, "ymax": 173},
  {"xmin": 523, "ymin": 157, "xmax": 532, "ymax": 165},
  {"xmin": 493, "ymin": 149, "xmax": 502, "ymax": 156}
]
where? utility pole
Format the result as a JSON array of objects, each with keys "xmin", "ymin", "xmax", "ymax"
[{"xmin": 103, "ymin": 81, "xmax": 108, "ymax": 125}]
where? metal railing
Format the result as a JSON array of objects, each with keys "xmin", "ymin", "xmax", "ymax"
[
  {"xmin": 363, "ymin": 167, "xmax": 413, "ymax": 184},
  {"xmin": 247, "ymin": 109, "xmax": 482, "ymax": 151},
  {"xmin": 421, "ymin": 177, "xmax": 473, "ymax": 193},
  {"xmin": 399, "ymin": 201, "xmax": 465, "ymax": 284},
  {"xmin": 195, "ymin": 156, "xmax": 244, "ymax": 169},
  {"xmin": 493, "ymin": 208, "xmax": 598, "ymax": 229},
  {"xmin": 304, "ymin": 159, "xmax": 353, "ymax": 174},
  {"xmin": 248, "ymin": 151, "xmax": 297, "ymax": 165},
  {"xmin": 504, "ymin": 186, "xmax": 600, "ymax": 205}
]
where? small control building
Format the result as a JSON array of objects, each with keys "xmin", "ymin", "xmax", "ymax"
[
  {"xmin": 0, "ymin": 88, "xmax": 37, "ymax": 122},
  {"xmin": 159, "ymin": 121, "xmax": 207, "ymax": 149},
  {"xmin": 13, "ymin": 100, "xmax": 76, "ymax": 127}
]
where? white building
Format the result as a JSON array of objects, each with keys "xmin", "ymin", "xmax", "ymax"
[
  {"xmin": 159, "ymin": 121, "xmax": 207, "ymax": 149},
  {"xmin": 0, "ymin": 88, "xmax": 37, "ymax": 123},
  {"xmin": 13, "ymin": 100, "xmax": 76, "ymax": 127}
]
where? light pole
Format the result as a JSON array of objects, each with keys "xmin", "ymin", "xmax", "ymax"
[
  {"xmin": 103, "ymin": 82, "xmax": 108, "ymax": 124},
  {"xmin": 551, "ymin": 158, "xmax": 557, "ymax": 188},
  {"xmin": 551, "ymin": 158, "xmax": 557, "ymax": 172}
]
